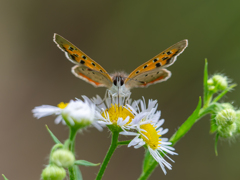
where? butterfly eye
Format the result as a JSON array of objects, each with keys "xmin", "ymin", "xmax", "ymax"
[{"xmin": 113, "ymin": 77, "xmax": 124, "ymax": 86}]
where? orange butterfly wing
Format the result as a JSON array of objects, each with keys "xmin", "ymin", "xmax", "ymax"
[
  {"xmin": 125, "ymin": 39, "xmax": 188, "ymax": 89},
  {"xmin": 54, "ymin": 34, "xmax": 113, "ymax": 88}
]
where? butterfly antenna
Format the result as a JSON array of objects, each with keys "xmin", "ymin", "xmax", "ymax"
[{"xmin": 117, "ymin": 77, "xmax": 120, "ymax": 109}]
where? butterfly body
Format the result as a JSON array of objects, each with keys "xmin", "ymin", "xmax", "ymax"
[{"xmin": 54, "ymin": 34, "xmax": 188, "ymax": 97}]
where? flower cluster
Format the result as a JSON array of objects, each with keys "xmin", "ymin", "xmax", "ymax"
[
  {"xmin": 86, "ymin": 92, "xmax": 177, "ymax": 174},
  {"xmin": 33, "ymin": 92, "xmax": 177, "ymax": 175}
]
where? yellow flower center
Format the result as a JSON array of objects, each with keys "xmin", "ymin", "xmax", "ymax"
[
  {"xmin": 102, "ymin": 104, "xmax": 134, "ymax": 124},
  {"xmin": 57, "ymin": 102, "xmax": 68, "ymax": 109},
  {"xmin": 140, "ymin": 124, "xmax": 161, "ymax": 150}
]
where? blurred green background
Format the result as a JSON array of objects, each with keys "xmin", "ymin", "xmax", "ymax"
[{"xmin": 1, "ymin": 0, "xmax": 240, "ymax": 180}]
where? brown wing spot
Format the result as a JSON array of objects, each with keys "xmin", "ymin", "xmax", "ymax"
[
  {"xmin": 82, "ymin": 55, "xmax": 87, "ymax": 59},
  {"xmin": 156, "ymin": 63, "xmax": 161, "ymax": 67},
  {"xmin": 157, "ymin": 71, "xmax": 159, "ymax": 74},
  {"xmin": 92, "ymin": 72, "xmax": 95, "ymax": 74},
  {"xmin": 167, "ymin": 58, "xmax": 172, "ymax": 64},
  {"xmin": 87, "ymin": 68, "xmax": 92, "ymax": 71},
  {"xmin": 153, "ymin": 58, "xmax": 158, "ymax": 62},
  {"xmin": 92, "ymin": 62, "xmax": 96, "ymax": 66},
  {"xmin": 143, "ymin": 65, "xmax": 148, "ymax": 69},
  {"xmin": 73, "ymin": 54, "xmax": 79, "ymax": 57},
  {"xmin": 69, "ymin": 47, "xmax": 74, "ymax": 51},
  {"xmin": 167, "ymin": 51, "xmax": 172, "ymax": 55},
  {"xmin": 70, "ymin": 54, "xmax": 76, "ymax": 60},
  {"xmin": 80, "ymin": 60, "xmax": 85, "ymax": 64},
  {"xmin": 145, "ymin": 74, "xmax": 148, "ymax": 77},
  {"xmin": 100, "ymin": 70, "xmax": 103, "ymax": 73},
  {"xmin": 136, "ymin": 71, "xmax": 139, "ymax": 74},
  {"xmin": 162, "ymin": 57, "xmax": 168, "ymax": 60}
]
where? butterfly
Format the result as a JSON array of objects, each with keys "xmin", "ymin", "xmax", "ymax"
[{"xmin": 53, "ymin": 33, "xmax": 188, "ymax": 97}]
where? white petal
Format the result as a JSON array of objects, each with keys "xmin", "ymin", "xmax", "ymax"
[
  {"xmin": 32, "ymin": 105, "xmax": 61, "ymax": 119},
  {"xmin": 160, "ymin": 128, "xmax": 169, "ymax": 135},
  {"xmin": 120, "ymin": 131, "xmax": 138, "ymax": 136},
  {"xmin": 54, "ymin": 115, "xmax": 63, "ymax": 124},
  {"xmin": 134, "ymin": 140, "xmax": 145, "ymax": 149},
  {"xmin": 156, "ymin": 119, "xmax": 165, "ymax": 129}
]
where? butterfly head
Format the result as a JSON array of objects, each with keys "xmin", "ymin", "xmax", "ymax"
[{"xmin": 109, "ymin": 72, "xmax": 131, "ymax": 97}]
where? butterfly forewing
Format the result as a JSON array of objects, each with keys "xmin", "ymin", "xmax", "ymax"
[
  {"xmin": 54, "ymin": 34, "xmax": 113, "ymax": 88},
  {"xmin": 125, "ymin": 39, "xmax": 188, "ymax": 89}
]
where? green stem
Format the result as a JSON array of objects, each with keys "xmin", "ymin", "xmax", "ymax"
[
  {"xmin": 69, "ymin": 128, "xmax": 78, "ymax": 153},
  {"xmin": 117, "ymin": 140, "xmax": 131, "ymax": 146},
  {"xmin": 96, "ymin": 131, "xmax": 119, "ymax": 180},
  {"xmin": 69, "ymin": 166, "xmax": 76, "ymax": 180},
  {"xmin": 68, "ymin": 128, "xmax": 78, "ymax": 180}
]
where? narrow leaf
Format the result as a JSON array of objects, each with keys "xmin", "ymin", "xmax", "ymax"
[
  {"xmin": 212, "ymin": 84, "xmax": 237, "ymax": 103},
  {"xmin": 215, "ymin": 133, "xmax": 219, "ymax": 156},
  {"xmin": 203, "ymin": 59, "xmax": 209, "ymax": 104},
  {"xmin": 74, "ymin": 165, "xmax": 83, "ymax": 180},
  {"xmin": 2, "ymin": 174, "xmax": 8, "ymax": 180},
  {"xmin": 75, "ymin": 160, "xmax": 100, "ymax": 167},
  {"xmin": 45, "ymin": 125, "xmax": 62, "ymax": 144},
  {"xmin": 170, "ymin": 97, "xmax": 202, "ymax": 145}
]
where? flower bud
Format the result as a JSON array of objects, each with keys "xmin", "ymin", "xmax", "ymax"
[
  {"xmin": 216, "ymin": 109, "xmax": 236, "ymax": 126},
  {"xmin": 62, "ymin": 99, "xmax": 95, "ymax": 129},
  {"xmin": 212, "ymin": 74, "xmax": 228, "ymax": 91},
  {"xmin": 41, "ymin": 164, "xmax": 66, "ymax": 180},
  {"xmin": 220, "ymin": 103, "xmax": 234, "ymax": 110},
  {"xmin": 218, "ymin": 123, "xmax": 237, "ymax": 138},
  {"xmin": 235, "ymin": 110, "xmax": 240, "ymax": 133},
  {"xmin": 51, "ymin": 149, "xmax": 75, "ymax": 168}
]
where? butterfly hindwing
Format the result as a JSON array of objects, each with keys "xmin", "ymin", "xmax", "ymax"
[
  {"xmin": 72, "ymin": 65, "xmax": 112, "ymax": 88},
  {"xmin": 125, "ymin": 39, "xmax": 188, "ymax": 89},
  {"xmin": 54, "ymin": 34, "xmax": 113, "ymax": 88}
]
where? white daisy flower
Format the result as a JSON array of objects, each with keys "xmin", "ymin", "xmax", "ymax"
[
  {"xmin": 32, "ymin": 99, "xmax": 102, "ymax": 131},
  {"xmin": 32, "ymin": 102, "xmax": 68, "ymax": 124},
  {"xmin": 120, "ymin": 98, "xmax": 177, "ymax": 175},
  {"xmin": 82, "ymin": 92, "xmax": 139, "ymax": 131}
]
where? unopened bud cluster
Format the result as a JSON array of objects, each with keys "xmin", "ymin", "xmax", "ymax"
[
  {"xmin": 215, "ymin": 108, "xmax": 239, "ymax": 138},
  {"xmin": 41, "ymin": 164, "xmax": 66, "ymax": 180},
  {"xmin": 41, "ymin": 149, "xmax": 75, "ymax": 180},
  {"xmin": 208, "ymin": 74, "xmax": 228, "ymax": 93}
]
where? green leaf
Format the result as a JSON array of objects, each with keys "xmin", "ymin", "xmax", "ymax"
[
  {"xmin": 210, "ymin": 116, "xmax": 218, "ymax": 133},
  {"xmin": 45, "ymin": 125, "xmax": 62, "ymax": 144},
  {"xmin": 215, "ymin": 133, "xmax": 219, "ymax": 156},
  {"xmin": 203, "ymin": 59, "xmax": 209, "ymax": 104},
  {"xmin": 75, "ymin": 160, "xmax": 100, "ymax": 167},
  {"xmin": 170, "ymin": 97, "xmax": 202, "ymax": 145},
  {"xmin": 2, "ymin": 174, "xmax": 8, "ymax": 180},
  {"xmin": 74, "ymin": 165, "xmax": 83, "ymax": 180},
  {"xmin": 212, "ymin": 84, "xmax": 237, "ymax": 103},
  {"xmin": 142, "ymin": 150, "xmax": 155, "ymax": 173}
]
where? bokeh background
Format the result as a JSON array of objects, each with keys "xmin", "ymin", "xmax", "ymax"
[{"xmin": 1, "ymin": 1, "xmax": 240, "ymax": 180}]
